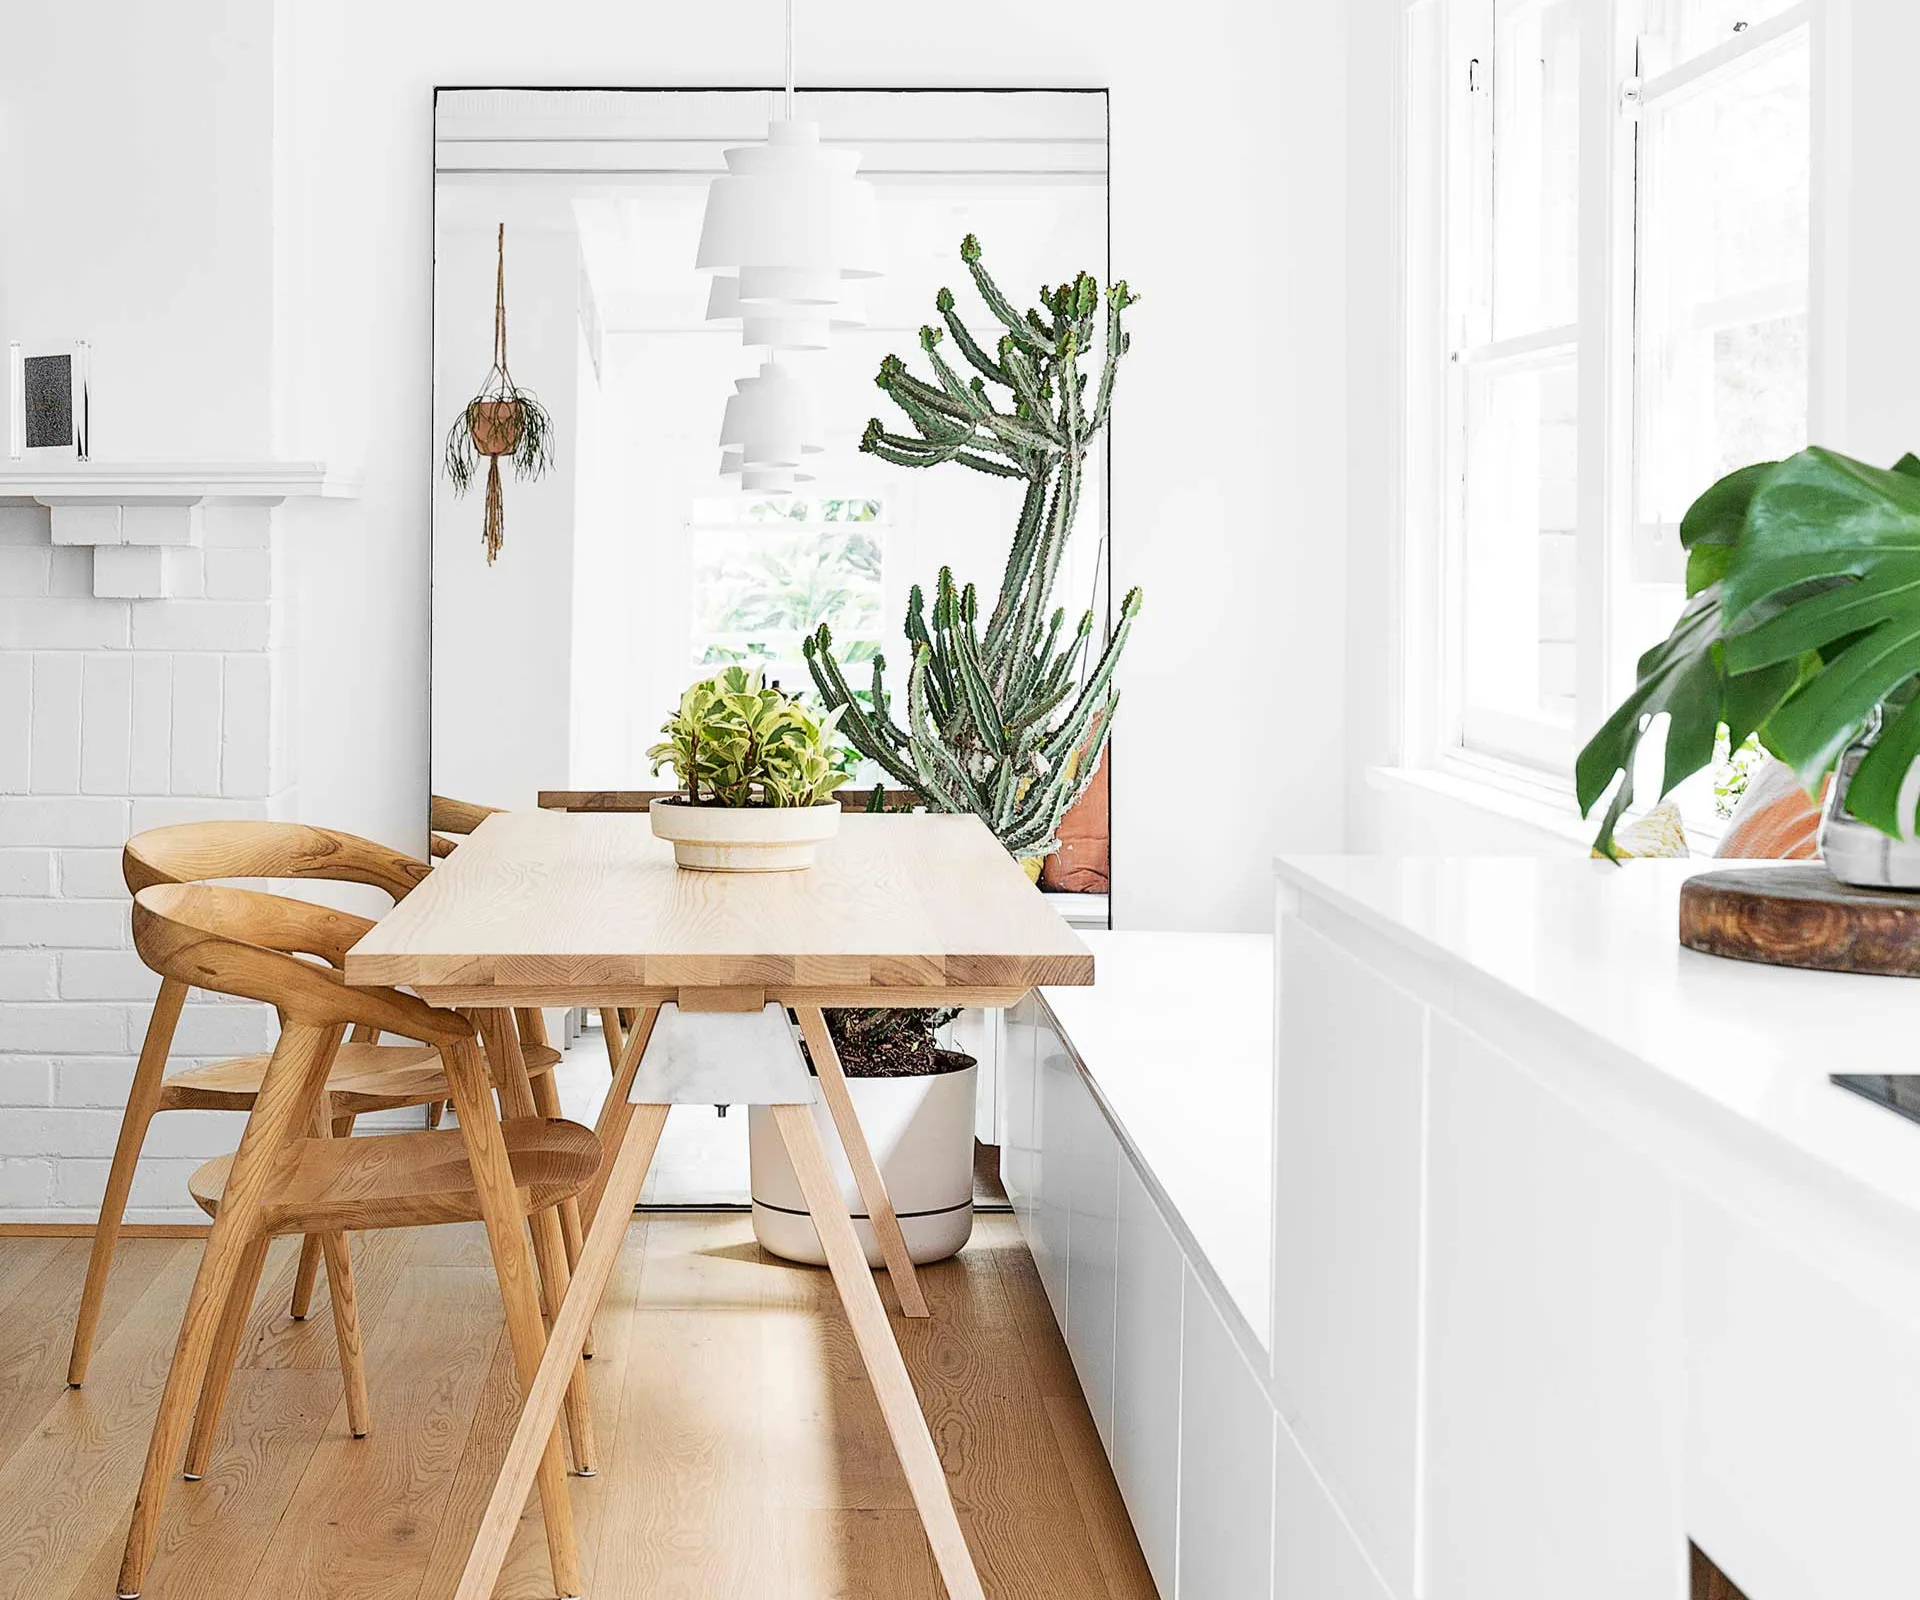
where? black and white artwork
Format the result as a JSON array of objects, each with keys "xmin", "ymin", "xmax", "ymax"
[{"xmin": 7, "ymin": 339, "xmax": 89, "ymax": 460}]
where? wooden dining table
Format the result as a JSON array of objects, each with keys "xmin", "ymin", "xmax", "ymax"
[{"xmin": 344, "ymin": 808, "xmax": 1093, "ymax": 1600}]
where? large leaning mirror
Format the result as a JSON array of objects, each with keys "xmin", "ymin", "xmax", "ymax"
[{"xmin": 430, "ymin": 88, "xmax": 1113, "ymax": 903}]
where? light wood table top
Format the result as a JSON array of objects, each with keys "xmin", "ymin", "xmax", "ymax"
[{"xmin": 345, "ymin": 809, "xmax": 1095, "ymax": 1006}]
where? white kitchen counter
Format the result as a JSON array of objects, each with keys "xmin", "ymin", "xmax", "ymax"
[
  {"xmin": 1275, "ymin": 855, "xmax": 1920, "ymax": 1251},
  {"xmin": 1267, "ymin": 853, "xmax": 1920, "ymax": 1600}
]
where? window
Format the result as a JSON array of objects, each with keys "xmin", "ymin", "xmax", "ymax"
[
  {"xmin": 1415, "ymin": 0, "xmax": 1812, "ymax": 795},
  {"xmin": 686, "ymin": 495, "xmax": 887, "ymax": 698}
]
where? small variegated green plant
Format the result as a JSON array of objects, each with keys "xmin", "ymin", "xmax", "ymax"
[{"xmin": 648, "ymin": 667, "xmax": 850, "ymax": 809}]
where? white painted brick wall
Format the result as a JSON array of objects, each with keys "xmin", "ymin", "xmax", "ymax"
[{"xmin": 0, "ymin": 501, "xmax": 296, "ymax": 1222}]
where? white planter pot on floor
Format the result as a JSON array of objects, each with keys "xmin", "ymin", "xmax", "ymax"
[{"xmin": 750, "ymin": 1058, "xmax": 977, "ymax": 1267}]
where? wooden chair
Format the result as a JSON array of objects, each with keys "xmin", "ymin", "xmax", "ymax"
[
  {"xmin": 115, "ymin": 879, "xmax": 600, "ymax": 1600},
  {"xmin": 434, "ymin": 794, "xmax": 639, "ymax": 1076},
  {"xmin": 66, "ymin": 821, "xmax": 565, "ymax": 1389},
  {"xmin": 429, "ymin": 801, "xmax": 600, "ymax": 1343}
]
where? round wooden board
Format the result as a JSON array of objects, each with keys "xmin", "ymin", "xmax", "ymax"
[{"xmin": 1679, "ymin": 864, "xmax": 1920, "ymax": 977}]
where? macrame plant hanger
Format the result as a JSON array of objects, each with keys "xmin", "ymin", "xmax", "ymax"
[{"xmin": 479, "ymin": 224, "xmax": 514, "ymax": 564}]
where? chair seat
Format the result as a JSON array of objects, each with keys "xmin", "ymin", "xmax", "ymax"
[
  {"xmin": 156, "ymin": 1038, "xmax": 562, "ymax": 1114},
  {"xmin": 189, "ymin": 1117, "xmax": 602, "ymax": 1234}
]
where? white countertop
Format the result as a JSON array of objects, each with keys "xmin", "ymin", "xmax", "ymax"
[
  {"xmin": 1043, "ymin": 931, "xmax": 1273, "ymax": 1345},
  {"xmin": 1276, "ymin": 855, "xmax": 1920, "ymax": 1236}
]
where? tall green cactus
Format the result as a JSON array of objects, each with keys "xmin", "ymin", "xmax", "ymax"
[{"xmin": 803, "ymin": 235, "xmax": 1142, "ymax": 866}]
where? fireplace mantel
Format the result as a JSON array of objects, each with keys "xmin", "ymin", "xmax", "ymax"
[{"xmin": 0, "ymin": 461, "xmax": 358, "ymax": 596}]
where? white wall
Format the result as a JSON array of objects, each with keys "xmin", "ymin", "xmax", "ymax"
[
  {"xmin": 266, "ymin": 0, "xmax": 1352, "ymax": 934},
  {"xmin": 0, "ymin": 0, "xmax": 275, "ymax": 459},
  {"xmin": 430, "ymin": 219, "xmax": 580, "ymax": 810}
]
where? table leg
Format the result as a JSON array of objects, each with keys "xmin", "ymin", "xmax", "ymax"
[
  {"xmin": 770, "ymin": 1101, "xmax": 984, "ymax": 1600},
  {"xmin": 474, "ymin": 1009, "xmax": 599, "ymax": 1476},
  {"xmin": 794, "ymin": 1006, "xmax": 930, "ymax": 1318},
  {"xmin": 453, "ymin": 1101, "xmax": 671, "ymax": 1600},
  {"xmin": 438, "ymin": 1034, "xmax": 582, "ymax": 1599},
  {"xmin": 583, "ymin": 1005, "xmax": 657, "ymax": 1228}
]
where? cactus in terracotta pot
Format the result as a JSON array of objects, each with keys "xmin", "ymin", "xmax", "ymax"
[{"xmin": 803, "ymin": 234, "xmax": 1142, "ymax": 874}]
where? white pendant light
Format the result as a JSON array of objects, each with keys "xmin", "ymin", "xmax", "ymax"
[
  {"xmin": 720, "ymin": 450, "xmax": 815, "ymax": 496},
  {"xmin": 694, "ymin": 0, "xmax": 883, "ymax": 323},
  {"xmin": 720, "ymin": 361, "xmax": 822, "ymax": 473},
  {"xmin": 704, "ymin": 275, "xmax": 866, "ymax": 352}
]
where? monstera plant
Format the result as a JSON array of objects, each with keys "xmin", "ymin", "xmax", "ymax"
[{"xmin": 1580, "ymin": 446, "xmax": 1920, "ymax": 861}]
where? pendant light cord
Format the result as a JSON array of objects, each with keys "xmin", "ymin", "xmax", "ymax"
[{"xmin": 784, "ymin": 0, "xmax": 795, "ymax": 118}]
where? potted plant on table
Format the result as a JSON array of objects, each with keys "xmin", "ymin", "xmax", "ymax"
[
  {"xmin": 1580, "ymin": 445, "xmax": 1920, "ymax": 887},
  {"xmin": 646, "ymin": 666, "xmax": 849, "ymax": 871}
]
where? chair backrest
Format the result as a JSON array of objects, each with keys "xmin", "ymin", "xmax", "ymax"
[
  {"xmin": 124, "ymin": 822, "xmax": 431, "ymax": 903},
  {"xmin": 429, "ymin": 795, "xmax": 500, "ymax": 859},
  {"xmin": 131, "ymin": 883, "xmax": 472, "ymax": 1044}
]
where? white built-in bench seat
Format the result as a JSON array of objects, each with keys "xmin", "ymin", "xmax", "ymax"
[
  {"xmin": 1036, "ymin": 932, "xmax": 1273, "ymax": 1345},
  {"xmin": 1000, "ymin": 930, "xmax": 1279, "ymax": 1599}
]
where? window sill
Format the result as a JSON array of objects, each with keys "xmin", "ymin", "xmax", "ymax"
[
  {"xmin": 1367, "ymin": 762, "xmax": 1597, "ymax": 850},
  {"xmin": 1368, "ymin": 761, "xmax": 1724, "ymax": 857}
]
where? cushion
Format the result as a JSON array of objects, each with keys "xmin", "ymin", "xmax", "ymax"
[
  {"xmin": 1594, "ymin": 800, "xmax": 1690, "ymax": 860},
  {"xmin": 1715, "ymin": 757, "xmax": 1825, "ymax": 860}
]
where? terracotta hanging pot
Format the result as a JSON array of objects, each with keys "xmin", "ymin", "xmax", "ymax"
[{"xmin": 467, "ymin": 399, "xmax": 525, "ymax": 457}]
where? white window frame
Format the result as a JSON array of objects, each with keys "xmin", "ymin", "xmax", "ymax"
[{"xmin": 1401, "ymin": 0, "xmax": 1814, "ymax": 804}]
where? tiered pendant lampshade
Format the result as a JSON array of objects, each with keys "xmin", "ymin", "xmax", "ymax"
[
  {"xmin": 695, "ymin": 119, "xmax": 882, "ymax": 318},
  {"xmin": 704, "ymin": 275, "xmax": 866, "ymax": 354},
  {"xmin": 719, "ymin": 362, "xmax": 821, "ymax": 494},
  {"xmin": 697, "ymin": 3, "xmax": 882, "ymax": 487}
]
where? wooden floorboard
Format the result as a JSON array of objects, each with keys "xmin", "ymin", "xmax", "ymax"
[{"xmin": 0, "ymin": 1214, "xmax": 1152, "ymax": 1600}]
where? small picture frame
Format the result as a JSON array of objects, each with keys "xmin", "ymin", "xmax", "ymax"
[{"xmin": 8, "ymin": 339, "xmax": 90, "ymax": 461}]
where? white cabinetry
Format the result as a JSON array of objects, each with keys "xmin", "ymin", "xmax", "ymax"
[
  {"xmin": 1683, "ymin": 1194, "xmax": 1920, "ymax": 1600},
  {"xmin": 1178, "ymin": 1267, "xmax": 1276, "ymax": 1600},
  {"xmin": 1269, "ymin": 918, "xmax": 1426, "ymax": 1596},
  {"xmin": 1272, "ymin": 1419, "xmax": 1396, "ymax": 1600},
  {"xmin": 1065, "ymin": 1075, "xmax": 1120, "ymax": 1447},
  {"xmin": 1034, "ymin": 1015, "xmax": 1078, "ymax": 1323},
  {"xmin": 1113, "ymin": 1159, "xmax": 1184, "ymax": 1598},
  {"xmin": 1422, "ymin": 1013, "xmax": 1685, "ymax": 1600}
]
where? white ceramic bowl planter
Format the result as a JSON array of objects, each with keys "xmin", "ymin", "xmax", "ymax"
[
  {"xmin": 650, "ymin": 796, "xmax": 841, "ymax": 872},
  {"xmin": 750, "ymin": 1057, "xmax": 978, "ymax": 1266}
]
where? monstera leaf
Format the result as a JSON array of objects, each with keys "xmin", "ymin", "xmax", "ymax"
[
  {"xmin": 1574, "ymin": 462, "xmax": 1800, "ymax": 858},
  {"xmin": 1718, "ymin": 449, "xmax": 1920, "ymax": 836},
  {"xmin": 1578, "ymin": 446, "xmax": 1920, "ymax": 857}
]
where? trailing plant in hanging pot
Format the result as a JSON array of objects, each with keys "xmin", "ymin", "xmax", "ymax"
[{"xmin": 442, "ymin": 224, "xmax": 555, "ymax": 565}]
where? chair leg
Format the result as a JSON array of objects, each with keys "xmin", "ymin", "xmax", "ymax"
[
  {"xmin": 182, "ymin": 1234, "xmax": 270, "ymax": 1479},
  {"xmin": 118, "ymin": 1020, "xmax": 344, "ymax": 1600},
  {"xmin": 319, "ymin": 1232, "xmax": 370, "ymax": 1439},
  {"xmin": 527, "ymin": 1065, "xmax": 595, "ymax": 1361},
  {"xmin": 69, "ymin": 976, "xmax": 186, "ymax": 1388},
  {"xmin": 526, "ymin": 1203, "xmax": 597, "ymax": 1476},
  {"xmin": 289, "ymin": 1237, "xmax": 322, "ymax": 1321},
  {"xmin": 288, "ymin": 1112, "xmax": 352, "ymax": 1319}
]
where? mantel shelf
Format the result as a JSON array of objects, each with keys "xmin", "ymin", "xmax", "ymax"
[
  {"xmin": 0, "ymin": 461, "xmax": 359, "ymax": 598},
  {"xmin": 0, "ymin": 460, "xmax": 360, "ymax": 505}
]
